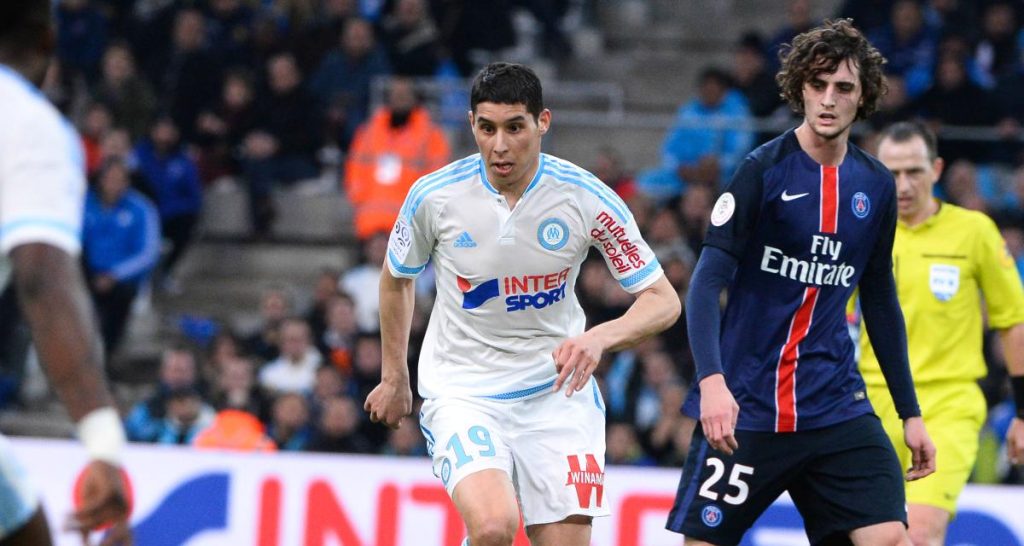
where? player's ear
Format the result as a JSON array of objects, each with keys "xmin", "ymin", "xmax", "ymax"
[
  {"xmin": 538, "ymin": 109, "xmax": 551, "ymax": 135},
  {"xmin": 467, "ymin": 110, "xmax": 475, "ymax": 129}
]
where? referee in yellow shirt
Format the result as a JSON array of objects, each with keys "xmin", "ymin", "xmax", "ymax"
[{"xmin": 858, "ymin": 121, "xmax": 1024, "ymax": 546}]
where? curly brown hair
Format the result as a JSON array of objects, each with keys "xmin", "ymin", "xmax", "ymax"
[{"xmin": 775, "ymin": 19, "xmax": 888, "ymax": 120}]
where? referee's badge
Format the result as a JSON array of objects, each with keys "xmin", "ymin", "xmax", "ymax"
[{"xmin": 929, "ymin": 264, "xmax": 959, "ymax": 302}]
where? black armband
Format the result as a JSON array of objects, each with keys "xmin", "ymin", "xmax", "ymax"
[{"xmin": 1012, "ymin": 376, "xmax": 1024, "ymax": 419}]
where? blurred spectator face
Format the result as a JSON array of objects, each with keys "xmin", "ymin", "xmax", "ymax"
[
  {"xmin": 936, "ymin": 54, "xmax": 966, "ymax": 89},
  {"xmin": 314, "ymin": 271, "xmax": 340, "ymax": 305},
  {"xmin": 100, "ymin": 128, "xmax": 132, "ymax": 161},
  {"xmin": 319, "ymin": 396, "xmax": 359, "ymax": 436},
  {"xmin": 387, "ymin": 419, "xmax": 423, "ymax": 454},
  {"xmin": 210, "ymin": 332, "xmax": 241, "ymax": 368},
  {"xmin": 342, "ymin": 19, "xmax": 375, "ymax": 59},
  {"xmin": 944, "ymin": 159, "xmax": 983, "ymax": 210},
  {"xmin": 982, "ymin": 3, "xmax": 1016, "ymax": 40},
  {"xmin": 272, "ymin": 393, "xmax": 310, "ymax": 430},
  {"xmin": 877, "ymin": 133, "xmax": 943, "ymax": 223},
  {"xmin": 787, "ymin": 0, "xmax": 811, "ymax": 28},
  {"xmin": 313, "ymin": 366, "xmax": 346, "ymax": 401},
  {"xmin": 879, "ymin": 74, "xmax": 907, "ymax": 112},
  {"xmin": 396, "ymin": 0, "xmax": 427, "ymax": 28},
  {"xmin": 698, "ymin": 73, "xmax": 729, "ymax": 109},
  {"xmin": 151, "ymin": 117, "xmax": 181, "ymax": 152},
  {"xmin": 279, "ymin": 320, "xmax": 312, "ymax": 361},
  {"xmin": 326, "ymin": 296, "xmax": 358, "ymax": 333},
  {"xmin": 680, "ymin": 185, "xmax": 713, "ymax": 233},
  {"xmin": 82, "ymin": 103, "xmax": 113, "ymax": 139},
  {"xmin": 98, "ymin": 161, "xmax": 132, "ymax": 204},
  {"xmin": 364, "ymin": 231, "xmax": 389, "ymax": 267},
  {"xmin": 211, "ymin": 0, "xmax": 242, "ymax": 16},
  {"xmin": 325, "ymin": 0, "xmax": 357, "ymax": 18},
  {"xmin": 891, "ymin": 0, "xmax": 923, "ymax": 42},
  {"xmin": 659, "ymin": 382, "xmax": 688, "ymax": 417},
  {"xmin": 261, "ymin": 288, "xmax": 292, "ymax": 323},
  {"xmin": 606, "ymin": 423, "xmax": 640, "ymax": 463},
  {"xmin": 167, "ymin": 392, "xmax": 202, "ymax": 425},
  {"xmin": 642, "ymin": 350, "xmax": 678, "ymax": 386},
  {"xmin": 268, "ymin": 54, "xmax": 301, "ymax": 95},
  {"xmin": 161, "ymin": 348, "xmax": 197, "ymax": 389},
  {"xmin": 387, "ymin": 78, "xmax": 418, "ymax": 116},
  {"xmin": 219, "ymin": 357, "xmax": 254, "ymax": 392},
  {"xmin": 734, "ymin": 45, "xmax": 764, "ymax": 84},
  {"xmin": 174, "ymin": 10, "xmax": 207, "ymax": 52},
  {"xmin": 224, "ymin": 74, "xmax": 254, "ymax": 109},
  {"xmin": 647, "ymin": 209, "xmax": 682, "ymax": 245},
  {"xmin": 663, "ymin": 255, "xmax": 693, "ymax": 291},
  {"xmin": 101, "ymin": 45, "xmax": 134, "ymax": 85},
  {"xmin": 354, "ymin": 336, "xmax": 382, "ymax": 376}
]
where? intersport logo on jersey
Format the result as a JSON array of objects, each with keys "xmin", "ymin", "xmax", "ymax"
[
  {"xmin": 760, "ymin": 235, "xmax": 857, "ymax": 287},
  {"xmin": 458, "ymin": 268, "xmax": 571, "ymax": 312}
]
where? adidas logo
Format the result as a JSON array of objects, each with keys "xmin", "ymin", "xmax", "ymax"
[{"xmin": 454, "ymin": 231, "xmax": 477, "ymax": 248}]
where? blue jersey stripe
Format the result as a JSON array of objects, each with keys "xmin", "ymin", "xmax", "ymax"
[
  {"xmin": 479, "ymin": 379, "xmax": 556, "ymax": 400},
  {"xmin": 544, "ymin": 156, "xmax": 629, "ymax": 212},
  {"xmin": 403, "ymin": 169, "xmax": 480, "ymax": 219},
  {"xmin": 542, "ymin": 168, "xmax": 629, "ymax": 223},
  {"xmin": 591, "ymin": 379, "xmax": 605, "ymax": 412},
  {"xmin": 401, "ymin": 156, "xmax": 480, "ymax": 218},
  {"xmin": 620, "ymin": 258, "xmax": 661, "ymax": 288},
  {"xmin": 387, "ymin": 249, "xmax": 427, "ymax": 275}
]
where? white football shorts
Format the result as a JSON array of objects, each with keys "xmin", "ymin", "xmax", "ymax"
[{"xmin": 419, "ymin": 377, "xmax": 609, "ymax": 526}]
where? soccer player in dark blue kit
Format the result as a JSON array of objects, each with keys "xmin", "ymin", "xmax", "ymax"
[{"xmin": 666, "ymin": 19, "xmax": 936, "ymax": 546}]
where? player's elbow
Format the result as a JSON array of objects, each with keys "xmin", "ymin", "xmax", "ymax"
[{"xmin": 647, "ymin": 277, "xmax": 682, "ymax": 332}]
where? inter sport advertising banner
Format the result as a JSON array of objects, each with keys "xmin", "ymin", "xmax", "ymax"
[{"xmin": 10, "ymin": 438, "xmax": 1024, "ymax": 545}]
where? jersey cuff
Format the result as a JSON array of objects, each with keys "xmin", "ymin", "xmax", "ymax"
[
  {"xmin": 618, "ymin": 259, "xmax": 663, "ymax": 293},
  {"xmin": 0, "ymin": 226, "xmax": 81, "ymax": 257},
  {"xmin": 386, "ymin": 249, "xmax": 427, "ymax": 278}
]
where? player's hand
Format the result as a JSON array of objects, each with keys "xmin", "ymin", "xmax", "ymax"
[
  {"xmin": 698, "ymin": 374, "xmax": 739, "ymax": 455},
  {"xmin": 364, "ymin": 377, "xmax": 412, "ymax": 429},
  {"xmin": 902, "ymin": 416, "xmax": 936, "ymax": 481},
  {"xmin": 552, "ymin": 333, "xmax": 604, "ymax": 397},
  {"xmin": 65, "ymin": 460, "xmax": 131, "ymax": 546},
  {"xmin": 1007, "ymin": 417, "xmax": 1024, "ymax": 465}
]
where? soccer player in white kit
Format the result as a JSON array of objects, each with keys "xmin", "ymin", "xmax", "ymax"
[
  {"xmin": 365, "ymin": 62, "xmax": 681, "ymax": 546},
  {"xmin": 0, "ymin": 1, "xmax": 130, "ymax": 544}
]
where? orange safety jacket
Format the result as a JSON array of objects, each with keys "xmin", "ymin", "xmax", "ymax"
[
  {"xmin": 344, "ymin": 106, "xmax": 450, "ymax": 240},
  {"xmin": 192, "ymin": 410, "xmax": 278, "ymax": 452}
]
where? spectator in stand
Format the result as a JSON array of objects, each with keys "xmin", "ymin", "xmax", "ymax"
[
  {"xmin": 82, "ymin": 157, "xmax": 161, "ymax": 356},
  {"xmin": 434, "ymin": 0, "xmax": 516, "ymax": 76},
  {"xmin": 317, "ymin": 293, "xmax": 360, "ymax": 372},
  {"xmin": 266, "ymin": 391, "xmax": 312, "ymax": 450},
  {"xmin": 380, "ymin": 409, "xmax": 428, "ymax": 456},
  {"xmin": 310, "ymin": 17, "xmax": 391, "ymax": 152},
  {"xmin": 974, "ymin": 1, "xmax": 1020, "ymax": 84},
  {"xmin": 193, "ymin": 408, "xmax": 277, "ymax": 451},
  {"xmin": 344, "ymin": 77, "xmax": 450, "ymax": 241},
  {"xmin": 867, "ymin": 0, "xmax": 937, "ymax": 89},
  {"xmin": 56, "ymin": 0, "xmax": 109, "ymax": 84},
  {"xmin": 912, "ymin": 51, "xmax": 999, "ymax": 163},
  {"xmin": 943, "ymin": 159, "xmax": 989, "ymax": 213},
  {"xmin": 339, "ymin": 231, "xmax": 388, "ymax": 333},
  {"xmin": 79, "ymin": 102, "xmax": 115, "ymax": 177},
  {"xmin": 99, "ymin": 126, "xmax": 134, "ymax": 164},
  {"xmin": 591, "ymin": 146, "xmax": 637, "ymax": 201},
  {"xmin": 606, "ymin": 421, "xmax": 656, "ymax": 466},
  {"xmin": 349, "ymin": 333, "xmax": 383, "ymax": 413},
  {"xmin": 310, "ymin": 365, "xmax": 349, "ymax": 414},
  {"xmin": 836, "ymin": 0, "xmax": 894, "ymax": 38},
  {"xmin": 244, "ymin": 284, "xmax": 294, "ymax": 361},
  {"xmin": 677, "ymin": 183, "xmax": 714, "ymax": 253},
  {"xmin": 379, "ymin": 0, "xmax": 442, "ymax": 76},
  {"xmin": 240, "ymin": 52, "xmax": 321, "ymax": 237},
  {"xmin": 210, "ymin": 356, "xmax": 271, "ymax": 420},
  {"xmin": 258, "ymin": 317, "xmax": 322, "ymax": 395},
  {"xmin": 194, "ymin": 69, "xmax": 259, "ymax": 184},
  {"xmin": 306, "ymin": 268, "xmax": 341, "ymax": 341},
  {"xmin": 307, "ymin": 395, "xmax": 373, "ymax": 453},
  {"xmin": 124, "ymin": 344, "xmax": 200, "ymax": 442},
  {"xmin": 204, "ymin": 0, "xmax": 255, "ymax": 69},
  {"xmin": 290, "ymin": 0, "xmax": 358, "ymax": 73},
  {"xmin": 636, "ymin": 67, "xmax": 753, "ymax": 203},
  {"xmin": 151, "ymin": 8, "xmax": 223, "ymax": 144},
  {"xmin": 922, "ymin": 0, "xmax": 978, "ymax": 39},
  {"xmin": 133, "ymin": 115, "xmax": 203, "ymax": 291},
  {"xmin": 642, "ymin": 381, "xmax": 690, "ymax": 465},
  {"xmin": 732, "ymin": 32, "xmax": 784, "ymax": 122},
  {"xmin": 155, "ymin": 386, "xmax": 216, "ymax": 445},
  {"xmin": 93, "ymin": 41, "xmax": 157, "ymax": 140},
  {"xmin": 766, "ymin": 0, "xmax": 817, "ymax": 72}
]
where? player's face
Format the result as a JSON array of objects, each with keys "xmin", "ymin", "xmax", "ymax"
[
  {"xmin": 801, "ymin": 58, "xmax": 863, "ymax": 141},
  {"xmin": 470, "ymin": 102, "xmax": 550, "ymax": 191},
  {"xmin": 877, "ymin": 135, "xmax": 944, "ymax": 224}
]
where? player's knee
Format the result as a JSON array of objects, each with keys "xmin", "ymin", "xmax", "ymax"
[
  {"xmin": 907, "ymin": 524, "xmax": 944, "ymax": 546},
  {"xmin": 468, "ymin": 517, "xmax": 518, "ymax": 546}
]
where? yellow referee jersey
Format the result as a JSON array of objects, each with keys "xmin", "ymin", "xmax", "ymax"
[{"xmin": 860, "ymin": 202, "xmax": 1024, "ymax": 385}]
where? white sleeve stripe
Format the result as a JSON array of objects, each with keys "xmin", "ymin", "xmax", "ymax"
[{"xmin": 0, "ymin": 218, "xmax": 79, "ymax": 240}]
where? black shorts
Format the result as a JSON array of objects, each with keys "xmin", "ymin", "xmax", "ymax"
[{"xmin": 665, "ymin": 414, "xmax": 906, "ymax": 545}]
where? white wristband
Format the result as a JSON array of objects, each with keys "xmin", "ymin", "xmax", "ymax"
[{"xmin": 76, "ymin": 407, "xmax": 126, "ymax": 465}]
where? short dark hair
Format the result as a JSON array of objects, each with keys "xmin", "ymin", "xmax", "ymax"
[
  {"xmin": 0, "ymin": 0, "xmax": 50, "ymax": 49},
  {"xmin": 776, "ymin": 19, "xmax": 888, "ymax": 120},
  {"xmin": 470, "ymin": 62, "xmax": 544, "ymax": 119},
  {"xmin": 879, "ymin": 121, "xmax": 939, "ymax": 161}
]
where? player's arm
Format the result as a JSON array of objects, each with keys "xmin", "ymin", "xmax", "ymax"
[
  {"xmin": 365, "ymin": 266, "xmax": 415, "ymax": 429},
  {"xmin": 999, "ymin": 324, "xmax": 1024, "ymax": 464},
  {"xmin": 859, "ymin": 191, "xmax": 935, "ymax": 480},
  {"xmin": 10, "ymin": 243, "xmax": 130, "ymax": 532},
  {"xmin": 553, "ymin": 273, "xmax": 679, "ymax": 396}
]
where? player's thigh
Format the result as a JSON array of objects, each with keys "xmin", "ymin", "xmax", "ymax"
[
  {"xmin": 847, "ymin": 521, "xmax": 910, "ymax": 546},
  {"xmin": 789, "ymin": 415, "xmax": 907, "ymax": 545},
  {"xmin": 419, "ymin": 398, "xmax": 514, "ymax": 498},
  {"xmin": 525, "ymin": 514, "xmax": 592, "ymax": 546},
  {"xmin": 0, "ymin": 508, "xmax": 52, "ymax": 546},
  {"xmin": 666, "ymin": 425, "xmax": 798, "ymax": 545},
  {"xmin": 511, "ymin": 380, "xmax": 609, "ymax": 527},
  {"xmin": 451, "ymin": 468, "xmax": 520, "ymax": 538},
  {"xmin": 0, "ymin": 436, "xmax": 42, "ymax": 544},
  {"xmin": 906, "ymin": 381, "xmax": 985, "ymax": 514}
]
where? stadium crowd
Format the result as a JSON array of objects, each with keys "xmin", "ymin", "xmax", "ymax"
[{"xmin": 0, "ymin": 0, "xmax": 1022, "ymax": 486}]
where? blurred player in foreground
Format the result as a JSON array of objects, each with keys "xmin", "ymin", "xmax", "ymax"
[
  {"xmin": 859, "ymin": 121, "xmax": 1024, "ymax": 546},
  {"xmin": 0, "ymin": 1, "xmax": 130, "ymax": 544},
  {"xmin": 365, "ymin": 62, "xmax": 680, "ymax": 545},
  {"xmin": 666, "ymin": 19, "xmax": 935, "ymax": 545}
]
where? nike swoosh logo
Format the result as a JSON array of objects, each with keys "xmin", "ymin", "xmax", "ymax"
[{"xmin": 781, "ymin": 191, "xmax": 810, "ymax": 202}]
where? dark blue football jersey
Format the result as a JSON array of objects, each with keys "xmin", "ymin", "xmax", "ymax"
[{"xmin": 683, "ymin": 129, "xmax": 898, "ymax": 432}]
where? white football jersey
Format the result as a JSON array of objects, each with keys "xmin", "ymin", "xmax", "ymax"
[
  {"xmin": 387, "ymin": 153, "xmax": 664, "ymax": 400},
  {"xmin": 0, "ymin": 65, "xmax": 85, "ymax": 291}
]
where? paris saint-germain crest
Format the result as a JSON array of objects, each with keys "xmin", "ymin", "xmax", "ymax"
[{"xmin": 851, "ymin": 191, "xmax": 870, "ymax": 219}]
